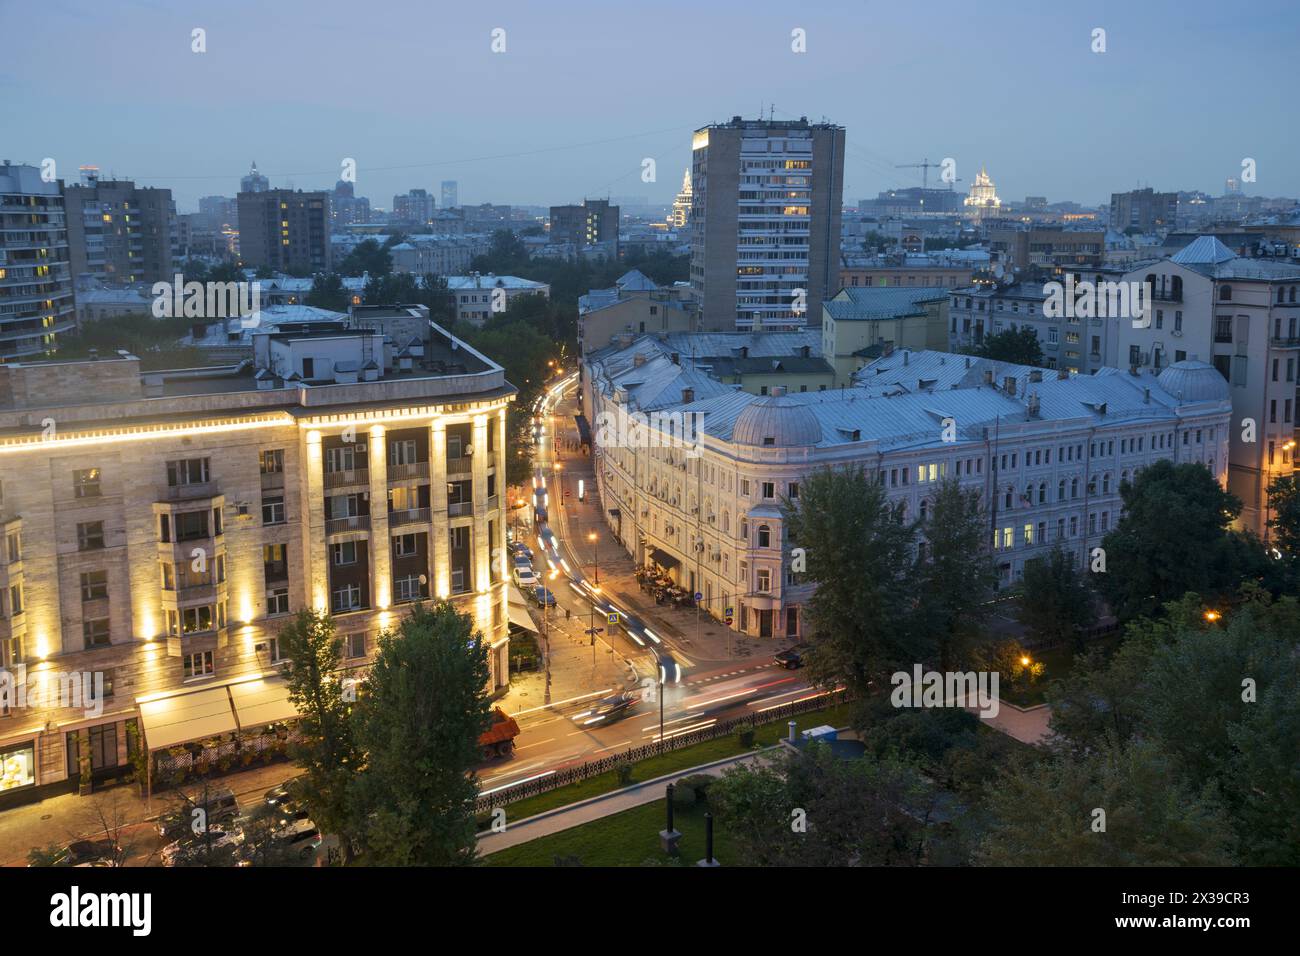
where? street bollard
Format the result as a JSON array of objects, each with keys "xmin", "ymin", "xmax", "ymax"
[
  {"xmin": 697, "ymin": 811, "xmax": 720, "ymax": 867},
  {"xmin": 659, "ymin": 783, "xmax": 682, "ymax": 854}
]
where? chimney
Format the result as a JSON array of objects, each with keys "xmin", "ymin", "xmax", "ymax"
[
  {"xmin": 1057, "ymin": 367, "xmax": 1069, "ymax": 380},
  {"xmin": 633, "ymin": 353, "xmax": 647, "ymax": 367},
  {"xmin": 1027, "ymin": 392, "xmax": 1041, "ymax": 418},
  {"xmin": 983, "ymin": 369, "xmax": 994, "ymax": 385},
  {"xmin": 770, "ymin": 385, "xmax": 787, "ymax": 397},
  {"xmin": 965, "ymin": 356, "xmax": 972, "ymax": 369},
  {"xmin": 903, "ymin": 351, "xmax": 910, "ymax": 366},
  {"xmin": 670, "ymin": 352, "xmax": 680, "ymax": 365},
  {"xmin": 681, "ymin": 387, "xmax": 694, "ymax": 404},
  {"xmin": 883, "ymin": 343, "xmax": 895, "ymax": 357},
  {"xmin": 1029, "ymin": 370, "xmax": 1043, "ymax": 383},
  {"xmin": 1004, "ymin": 376, "xmax": 1016, "ymax": 396},
  {"xmin": 1143, "ymin": 386, "xmax": 1151, "ymax": 405}
]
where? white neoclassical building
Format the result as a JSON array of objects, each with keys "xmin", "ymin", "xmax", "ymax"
[{"xmin": 584, "ymin": 338, "xmax": 1232, "ymax": 640}]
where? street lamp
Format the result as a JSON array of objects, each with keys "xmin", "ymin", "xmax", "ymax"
[
  {"xmin": 553, "ymin": 461, "xmax": 563, "ymax": 507},
  {"xmin": 1204, "ymin": 609, "xmax": 1221, "ymax": 623},
  {"xmin": 513, "ymin": 497, "xmax": 526, "ymax": 541},
  {"xmin": 588, "ymin": 531, "xmax": 599, "ymax": 586}
]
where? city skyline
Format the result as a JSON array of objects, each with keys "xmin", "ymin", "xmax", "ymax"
[{"xmin": 4, "ymin": 0, "xmax": 1299, "ymax": 210}]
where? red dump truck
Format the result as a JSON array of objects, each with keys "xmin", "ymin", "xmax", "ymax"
[{"xmin": 478, "ymin": 707, "xmax": 521, "ymax": 760}]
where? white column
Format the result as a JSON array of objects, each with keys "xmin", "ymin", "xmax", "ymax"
[{"xmin": 368, "ymin": 424, "xmax": 391, "ymax": 609}]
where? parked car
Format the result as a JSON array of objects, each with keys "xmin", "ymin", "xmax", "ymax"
[
  {"xmin": 509, "ymin": 541, "xmax": 534, "ymax": 562},
  {"xmin": 532, "ymin": 586, "xmax": 557, "ymax": 608},
  {"xmin": 576, "ymin": 692, "xmax": 640, "ymax": 726},
  {"xmin": 29, "ymin": 838, "xmax": 121, "ymax": 868},
  {"xmin": 157, "ymin": 788, "xmax": 240, "ymax": 839},
  {"xmin": 161, "ymin": 824, "xmax": 244, "ymax": 866},
  {"xmin": 774, "ymin": 643, "xmax": 809, "ymax": 670},
  {"xmin": 269, "ymin": 819, "xmax": 323, "ymax": 859},
  {"xmin": 263, "ymin": 780, "xmax": 303, "ymax": 808},
  {"xmin": 513, "ymin": 564, "xmax": 538, "ymax": 588}
]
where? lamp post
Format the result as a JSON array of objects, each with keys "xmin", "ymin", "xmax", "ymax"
[
  {"xmin": 588, "ymin": 531, "xmax": 599, "ymax": 586},
  {"xmin": 512, "ymin": 498, "xmax": 526, "ymax": 541},
  {"xmin": 553, "ymin": 461, "xmax": 563, "ymax": 509}
]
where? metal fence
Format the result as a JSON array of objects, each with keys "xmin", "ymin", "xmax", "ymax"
[{"xmin": 475, "ymin": 689, "xmax": 849, "ymax": 814}]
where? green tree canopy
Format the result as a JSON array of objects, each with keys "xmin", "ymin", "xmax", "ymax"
[{"xmin": 972, "ymin": 326, "xmax": 1043, "ymax": 366}]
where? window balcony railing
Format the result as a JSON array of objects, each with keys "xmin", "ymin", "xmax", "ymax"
[
  {"xmin": 448, "ymin": 501, "xmax": 473, "ymax": 517},
  {"xmin": 1269, "ymin": 337, "xmax": 1300, "ymax": 348},
  {"xmin": 389, "ymin": 507, "xmax": 431, "ymax": 528},
  {"xmin": 446, "ymin": 456, "xmax": 473, "ymax": 475},
  {"xmin": 323, "ymin": 468, "xmax": 368, "ymax": 489},
  {"xmin": 260, "ymin": 471, "xmax": 285, "ymax": 490},
  {"xmin": 388, "ymin": 461, "xmax": 429, "ymax": 481},
  {"xmin": 161, "ymin": 481, "xmax": 218, "ymax": 501},
  {"xmin": 326, "ymin": 515, "xmax": 371, "ymax": 535}
]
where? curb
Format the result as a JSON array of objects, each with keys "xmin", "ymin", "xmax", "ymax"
[{"xmin": 476, "ymin": 745, "xmax": 782, "ymax": 850}]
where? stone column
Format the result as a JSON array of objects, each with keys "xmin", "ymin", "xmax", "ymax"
[
  {"xmin": 430, "ymin": 420, "xmax": 450, "ymax": 598},
  {"xmin": 367, "ymin": 425, "xmax": 391, "ymax": 609},
  {"xmin": 303, "ymin": 429, "xmax": 328, "ymax": 613},
  {"xmin": 472, "ymin": 414, "xmax": 490, "ymax": 595}
]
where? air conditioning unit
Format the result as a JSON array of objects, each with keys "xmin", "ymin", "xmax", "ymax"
[{"xmin": 236, "ymin": 503, "xmax": 250, "ymax": 517}]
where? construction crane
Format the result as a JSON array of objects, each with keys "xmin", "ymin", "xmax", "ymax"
[{"xmin": 894, "ymin": 158, "xmax": 961, "ymax": 213}]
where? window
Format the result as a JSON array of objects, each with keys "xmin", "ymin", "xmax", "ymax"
[
  {"xmin": 267, "ymin": 587, "xmax": 290, "ymax": 616},
  {"xmin": 175, "ymin": 510, "xmax": 209, "ymax": 541},
  {"xmin": 262, "ymin": 496, "xmax": 286, "ymax": 525},
  {"xmin": 394, "ymin": 574, "xmax": 423, "ymax": 602},
  {"xmin": 389, "ymin": 440, "xmax": 418, "ymax": 466},
  {"xmin": 267, "ymin": 636, "xmax": 287, "ymax": 663},
  {"xmin": 344, "ymin": 632, "xmax": 366, "ymax": 659},
  {"xmin": 73, "ymin": 468, "xmax": 102, "ymax": 498},
  {"xmin": 331, "ymin": 541, "xmax": 358, "ymax": 566},
  {"xmin": 183, "ymin": 651, "xmax": 214, "ymax": 680},
  {"xmin": 757, "ymin": 524, "xmax": 771, "ymax": 548},
  {"xmin": 181, "ymin": 605, "xmax": 216, "ymax": 634},
  {"xmin": 166, "ymin": 458, "xmax": 209, "ymax": 487},
  {"xmin": 259, "ymin": 449, "xmax": 284, "ymax": 474},
  {"xmin": 325, "ymin": 445, "xmax": 362, "ymax": 473},
  {"xmin": 263, "ymin": 543, "xmax": 288, "ymax": 582},
  {"xmin": 80, "ymin": 570, "xmax": 108, "ymax": 602},
  {"xmin": 332, "ymin": 584, "xmax": 362, "ymax": 612},
  {"xmin": 6, "ymin": 532, "xmax": 19, "ymax": 563},
  {"xmin": 756, "ymin": 569, "xmax": 771, "ymax": 593},
  {"xmin": 77, "ymin": 521, "xmax": 105, "ymax": 551},
  {"xmin": 82, "ymin": 618, "xmax": 111, "ymax": 648},
  {"xmin": 760, "ymin": 482, "xmax": 775, "ymax": 499},
  {"xmin": 787, "ymin": 482, "xmax": 799, "ymax": 499},
  {"xmin": 393, "ymin": 534, "xmax": 418, "ymax": 557}
]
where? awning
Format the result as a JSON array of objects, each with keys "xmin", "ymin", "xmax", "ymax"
[
  {"xmin": 507, "ymin": 584, "xmax": 539, "ymax": 633},
  {"xmin": 138, "ymin": 686, "xmax": 238, "ymax": 752},
  {"xmin": 229, "ymin": 676, "xmax": 299, "ymax": 730},
  {"xmin": 574, "ymin": 414, "xmax": 592, "ymax": 446},
  {"xmin": 649, "ymin": 547, "xmax": 680, "ymax": 570}
]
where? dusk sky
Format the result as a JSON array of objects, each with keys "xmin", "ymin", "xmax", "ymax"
[{"xmin": 4, "ymin": 0, "xmax": 1297, "ymax": 211}]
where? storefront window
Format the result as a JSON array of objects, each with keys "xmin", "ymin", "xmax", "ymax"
[{"xmin": 0, "ymin": 742, "xmax": 35, "ymax": 791}]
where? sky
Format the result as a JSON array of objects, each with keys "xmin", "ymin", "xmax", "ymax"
[{"xmin": 2, "ymin": 0, "xmax": 1297, "ymax": 213}]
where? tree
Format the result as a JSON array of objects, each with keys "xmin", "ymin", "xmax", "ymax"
[
  {"xmin": 305, "ymin": 272, "xmax": 350, "ymax": 313},
  {"xmin": 350, "ymin": 602, "xmax": 491, "ymax": 866},
  {"xmin": 972, "ymin": 326, "xmax": 1043, "ymax": 366},
  {"xmin": 978, "ymin": 739, "xmax": 1237, "ymax": 866},
  {"xmin": 338, "ymin": 238, "xmax": 392, "ymax": 278},
  {"xmin": 280, "ymin": 609, "xmax": 360, "ymax": 856},
  {"xmin": 971, "ymin": 638, "xmax": 1046, "ymax": 697},
  {"xmin": 782, "ymin": 466, "xmax": 920, "ymax": 694},
  {"xmin": 1096, "ymin": 459, "xmax": 1262, "ymax": 620},
  {"xmin": 1018, "ymin": 543, "xmax": 1096, "ymax": 648},
  {"xmin": 913, "ymin": 477, "xmax": 996, "ymax": 669},
  {"xmin": 709, "ymin": 744, "xmax": 940, "ymax": 866},
  {"xmin": 1266, "ymin": 474, "xmax": 1300, "ymax": 561}
]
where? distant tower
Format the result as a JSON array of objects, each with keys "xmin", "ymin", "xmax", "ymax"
[
  {"xmin": 964, "ymin": 166, "xmax": 1002, "ymax": 219},
  {"xmin": 669, "ymin": 168, "xmax": 692, "ymax": 228},
  {"xmin": 241, "ymin": 161, "xmax": 269, "ymax": 194},
  {"xmin": 441, "ymin": 180, "xmax": 459, "ymax": 209},
  {"xmin": 1225, "ymin": 176, "xmax": 1241, "ymax": 195}
]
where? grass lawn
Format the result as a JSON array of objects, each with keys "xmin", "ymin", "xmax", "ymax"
[
  {"xmin": 483, "ymin": 800, "xmax": 734, "ymax": 867},
  {"xmin": 1002, "ymin": 634, "xmax": 1123, "ymax": 707},
  {"xmin": 478, "ymin": 702, "xmax": 852, "ymax": 823}
]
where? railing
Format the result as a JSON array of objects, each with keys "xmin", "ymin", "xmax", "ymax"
[
  {"xmin": 474, "ymin": 689, "xmax": 849, "ymax": 814},
  {"xmin": 161, "ymin": 481, "xmax": 218, "ymax": 501},
  {"xmin": 323, "ymin": 468, "xmax": 368, "ymax": 489},
  {"xmin": 260, "ymin": 471, "xmax": 285, "ymax": 491},
  {"xmin": 326, "ymin": 515, "xmax": 370, "ymax": 535},
  {"xmin": 389, "ymin": 507, "xmax": 431, "ymax": 528},
  {"xmin": 388, "ymin": 461, "xmax": 429, "ymax": 481},
  {"xmin": 1270, "ymin": 337, "xmax": 1300, "ymax": 348},
  {"xmin": 448, "ymin": 501, "xmax": 473, "ymax": 517},
  {"xmin": 447, "ymin": 456, "xmax": 473, "ymax": 475}
]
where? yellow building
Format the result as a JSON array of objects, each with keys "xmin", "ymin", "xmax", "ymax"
[{"xmin": 821, "ymin": 287, "xmax": 950, "ymax": 383}]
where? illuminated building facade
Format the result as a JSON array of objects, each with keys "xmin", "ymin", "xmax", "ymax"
[{"xmin": 0, "ymin": 322, "xmax": 513, "ymax": 805}]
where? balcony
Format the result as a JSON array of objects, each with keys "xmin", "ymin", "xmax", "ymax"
[
  {"xmin": 390, "ymin": 507, "xmax": 431, "ymax": 528},
  {"xmin": 448, "ymin": 500, "xmax": 473, "ymax": 517},
  {"xmin": 260, "ymin": 471, "xmax": 285, "ymax": 491},
  {"xmin": 446, "ymin": 456, "xmax": 472, "ymax": 476},
  {"xmin": 1270, "ymin": 337, "xmax": 1300, "ymax": 349},
  {"xmin": 326, "ymin": 515, "xmax": 371, "ymax": 535},
  {"xmin": 324, "ymin": 468, "xmax": 368, "ymax": 490},
  {"xmin": 388, "ymin": 461, "xmax": 429, "ymax": 481},
  {"xmin": 160, "ymin": 481, "xmax": 218, "ymax": 501}
]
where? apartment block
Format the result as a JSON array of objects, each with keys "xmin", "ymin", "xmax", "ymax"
[
  {"xmin": 0, "ymin": 161, "xmax": 77, "ymax": 360},
  {"xmin": 236, "ymin": 189, "xmax": 331, "ymax": 274},
  {"xmin": 63, "ymin": 171, "xmax": 176, "ymax": 284},
  {"xmin": 690, "ymin": 116, "xmax": 845, "ymax": 332},
  {"xmin": 0, "ymin": 322, "xmax": 513, "ymax": 807}
]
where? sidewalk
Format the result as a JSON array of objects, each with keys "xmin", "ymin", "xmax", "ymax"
[
  {"xmin": 546, "ymin": 404, "xmax": 775, "ymax": 666},
  {"xmin": 476, "ymin": 745, "xmax": 779, "ymax": 856},
  {"xmin": 0, "ymin": 759, "xmax": 300, "ymax": 866}
]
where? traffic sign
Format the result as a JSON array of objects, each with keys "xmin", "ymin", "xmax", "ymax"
[
  {"xmin": 607, "ymin": 612, "xmax": 619, "ymax": 625},
  {"xmin": 724, "ymin": 606, "xmax": 734, "ymax": 618},
  {"xmin": 694, "ymin": 592, "xmax": 703, "ymax": 602}
]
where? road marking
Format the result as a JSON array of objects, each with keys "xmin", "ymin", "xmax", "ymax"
[
  {"xmin": 592, "ymin": 740, "xmax": 632, "ymax": 753},
  {"xmin": 511, "ymin": 687, "xmax": 612, "ymax": 717},
  {"xmin": 513, "ymin": 737, "xmax": 556, "ymax": 751}
]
